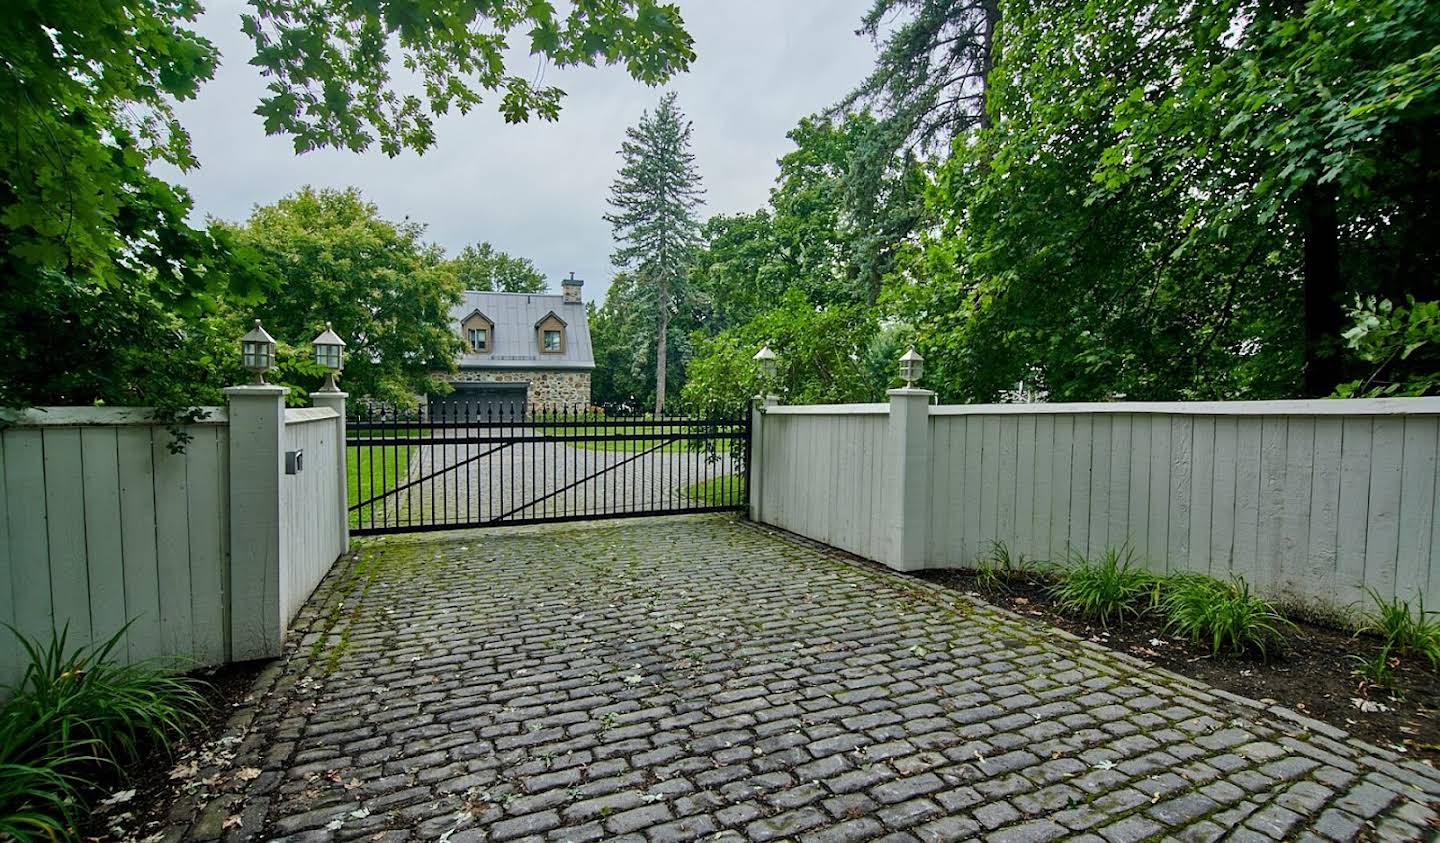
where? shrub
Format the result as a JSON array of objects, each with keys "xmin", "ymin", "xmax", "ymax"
[
  {"xmin": 1159, "ymin": 575, "xmax": 1295, "ymax": 659},
  {"xmin": 1049, "ymin": 547, "xmax": 1157, "ymax": 628},
  {"xmin": 0, "ymin": 624, "xmax": 207, "ymax": 840},
  {"xmin": 1361, "ymin": 590, "xmax": 1440, "ymax": 671}
]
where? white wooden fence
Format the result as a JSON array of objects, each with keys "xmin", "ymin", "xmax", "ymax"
[
  {"xmin": 751, "ymin": 397, "xmax": 1440, "ymax": 611},
  {"xmin": 0, "ymin": 392, "xmax": 349, "ymax": 689}
]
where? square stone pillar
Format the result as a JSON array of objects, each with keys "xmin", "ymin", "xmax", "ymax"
[
  {"xmin": 224, "ymin": 384, "xmax": 288, "ymax": 660},
  {"xmin": 884, "ymin": 387, "xmax": 935, "ymax": 572}
]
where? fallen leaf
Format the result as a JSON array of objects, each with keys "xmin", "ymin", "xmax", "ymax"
[
  {"xmin": 1351, "ymin": 697, "xmax": 1390, "ymax": 713},
  {"xmin": 97, "ymin": 789, "xmax": 136, "ymax": 811},
  {"xmin": 223, "ymin": 816, "xmax": 243, "ymax": 830},
  {"xmin": 236, "ymin": 767, "xmax": 262, "ymax": 782},
  {"xmin": 169, "ymin": 762, "xmax": 199, "ymax": 780}
]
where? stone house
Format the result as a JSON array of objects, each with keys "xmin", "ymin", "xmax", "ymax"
[{"xmin": 432, "ymin": 276, "xmax": 594, "ymax": 416}]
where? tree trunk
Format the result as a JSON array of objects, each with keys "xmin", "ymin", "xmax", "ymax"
[
  {"xmin": 1301, "ymin": 181, "xmax": 1343, "ymax": 397},
  {"xmin": 654, "ymin": 278, "xmax": 669, "ymax": 415},
  {"xmin": 978, "ymin": 0, "xmax": 1001, "ymax": 130}
]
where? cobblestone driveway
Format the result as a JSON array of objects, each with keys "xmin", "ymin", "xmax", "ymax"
[{"xmin": 172, "ymin": 516, "xmax": 1439, "ymax": 842}]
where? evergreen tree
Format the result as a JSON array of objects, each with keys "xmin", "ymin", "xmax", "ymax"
[
  {"xmin": 838, "ymin": 0, "xmax": 1001, "ymax": 152},
  {"xmin": 604, "ymin": 92, "xmax": 705, "ymax": 414}
]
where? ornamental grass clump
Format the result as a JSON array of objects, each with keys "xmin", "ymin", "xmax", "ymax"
[
  {"xmin": 0, "ymin": 624, "xmax": 207, "ymax": 841},
  {"xmin": 1159, "ymin": 575, "xmax": 1294, "ymax": 659},
  {"xmin": 1361, "ymin": 589, "xmax": 1440, "ymax": 671},
  {"xmin": 972, "ymin": 541, "xmax": 1034, "ymax": 592},
  {"xmin": 1049, "ymin": 547, "xmax": 1157, "ymax": 628}
]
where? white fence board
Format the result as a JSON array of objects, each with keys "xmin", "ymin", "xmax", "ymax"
[
  {"xmin": 0, "ymin": 437, "xmax": 17, "ymax": 685},
  {"xmin": 44, "ymin": 428, "xmax": 91, "ymax": 646},
  {"xmin": 6, "ymin": 430, "xmax": 53, "ymax": 649},
  {"xmin": 80, "ymin": 428, "xmax": 127, "ymax": 653}
]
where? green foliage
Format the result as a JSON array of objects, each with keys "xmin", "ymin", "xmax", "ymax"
[
  {"xmin": 605, "ymin": 93, "xmax": 705, "ymax": 413},
  {"xmin": 1159, "ymin": 575, "xmax": 1295, "ymax": 659},
  {"xmin": 445, "ymin": 243, "xmax": 548, "ymax": 294},
  {"xmin": 972, "ymin": 541, "xmax": 1032, "ymax": 593},
  {"xmin": 1, "ymin": 0, "xmax": 218, "ymax": 287},
  {"xmin": 1, "ymin": 623, "xmax": 207, "ymax": 839},
  {"xmin": 1361, "ymin": 590, "xmax": 1440, "ymax": 671},
  {"xmin": 680, "ymin": 290, "xmax": 880, "ymax": 417},
  {"xmin": 889, "ymin": 0, "xmax": 1440, "ymax": 403},
  {"xmin": 0, "ymin": 0, "xmax": 268, "ymax": 439},
  {"xmin": 691, "ymin": 114, "xmax": 925, "ymax": 330},
  {"xmin": 243, "ymin": 0, "xmax": 696, "ymax": 155},
  {"xmin": 230, "ymin": 187, "xmax": 463, "ymax": 404},
  {"xmin": 1049, "ymin": 547, "xmax": 1157, "ymax": 628},
  {"xmin": 1335, "ymin": 297, "xmax": 1440, "ymax": 397},
  {"xmin": 838, "ymin": 0, "xmax": 1000, "ymax": 152},
  {"xmin": 1350, "ymin": 646, "xmax": 1401, "ymax": 694}
]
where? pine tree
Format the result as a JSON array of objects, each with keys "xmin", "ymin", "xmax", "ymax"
[{"xmin": 605, "ymin": 92, "xmax": 705, "ymax": 415}]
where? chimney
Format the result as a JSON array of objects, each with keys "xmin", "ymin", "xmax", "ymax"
[{"xmin": 561, "ymin": 272, "xmax": 583, "ymax": 304}]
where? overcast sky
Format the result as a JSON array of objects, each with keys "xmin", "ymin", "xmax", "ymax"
[{"xmin": 172, "ymin": 1, "xmax": 877, "ymax": 304}]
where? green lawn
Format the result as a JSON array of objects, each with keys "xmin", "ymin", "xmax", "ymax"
[
  {"xmin": 537, "ymin": 424, "xmax": 734, "ymax": 453},
  {"xmin": 681, "ymin": 474, "xmax": 746, "ymax": 507},
  {"xmin": 347, "ymin": 442, "xmax": 415, "ymax": 528}
]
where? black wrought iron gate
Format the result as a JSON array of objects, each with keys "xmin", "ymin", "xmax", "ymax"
[{"xmin": 347, "ymin": 404, "xmax": 750, "ymax": 536}]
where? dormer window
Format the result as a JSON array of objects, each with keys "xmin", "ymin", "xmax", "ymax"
[
  {"xmin": 461, "ymin": 309, "xmax": 494, "ymax": 354},
  {"xmin": 535, "ymin": 311, "xmax": 567, "ymax": 354}
]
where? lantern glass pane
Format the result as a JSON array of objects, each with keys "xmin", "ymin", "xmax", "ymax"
[{"xmin": 316, "ymin": 344, "xmax": 340, "ymax": 369}]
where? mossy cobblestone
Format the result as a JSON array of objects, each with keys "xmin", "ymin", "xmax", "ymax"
[{"xmin": 163, "ymin": 515, "xmax": 1439, "ymax": 842}]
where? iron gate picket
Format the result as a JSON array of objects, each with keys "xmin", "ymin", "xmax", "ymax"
[{"xmin": 347, "ymin": 403, "xmax": 750, "ymax": 535}]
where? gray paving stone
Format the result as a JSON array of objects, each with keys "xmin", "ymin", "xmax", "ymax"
[{"xmin": 158, "ymin": 516, "xmax": 1438, "ymax": 842}]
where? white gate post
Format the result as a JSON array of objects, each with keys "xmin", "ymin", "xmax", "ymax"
[
  {"xmin": 748, "ymin": 394, "xmax": 779, "ymax": 523},
  {"xmin": 884, "ymin": 387, "xmax": 935, "ymax": 571},
  {"xmin": 224, "ymin": 384, "xmax": 288, "ymax": 660},
  {"xmin": 311, "ymin": 389, "xmax": 350, "ymax": 553}
]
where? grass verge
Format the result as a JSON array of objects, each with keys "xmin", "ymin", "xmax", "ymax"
[{"xmin": 680, "ymin": 474, "xmax": 746, "ymax": 507}]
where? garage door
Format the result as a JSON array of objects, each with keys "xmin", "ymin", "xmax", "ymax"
[{"xmin": 428, "ymin": 383, "xmax": 528, "ymax": 420}]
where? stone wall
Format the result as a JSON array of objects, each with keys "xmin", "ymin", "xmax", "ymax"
[{"xmin": 450, "ymin": 368, "xmax": 592, "ymax": 409}]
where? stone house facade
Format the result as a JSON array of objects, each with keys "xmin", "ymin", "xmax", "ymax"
[{"xmin": 431, "ymin": 277, "xmax": 594, "ymax": 415}]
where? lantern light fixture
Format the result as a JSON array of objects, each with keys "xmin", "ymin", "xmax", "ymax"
[
  {"xmin": 753, "ymin": 345, "xmax": 778, "ymax": 382},
  {"xmin": 899, "ymin": 347, "xmax": 924, "ymax": 388},
  {"xmin": 312, "ymin": 321, "xmax": 347, "ymax": 392},
  {"xmin": 240, "ymin": 319, "xmax": 277, "ymax": 384}
]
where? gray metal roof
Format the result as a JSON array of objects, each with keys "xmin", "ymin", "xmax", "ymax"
[{"xmin": 452, "ymin": 291, "xmax": 594, "ymax": 370}]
